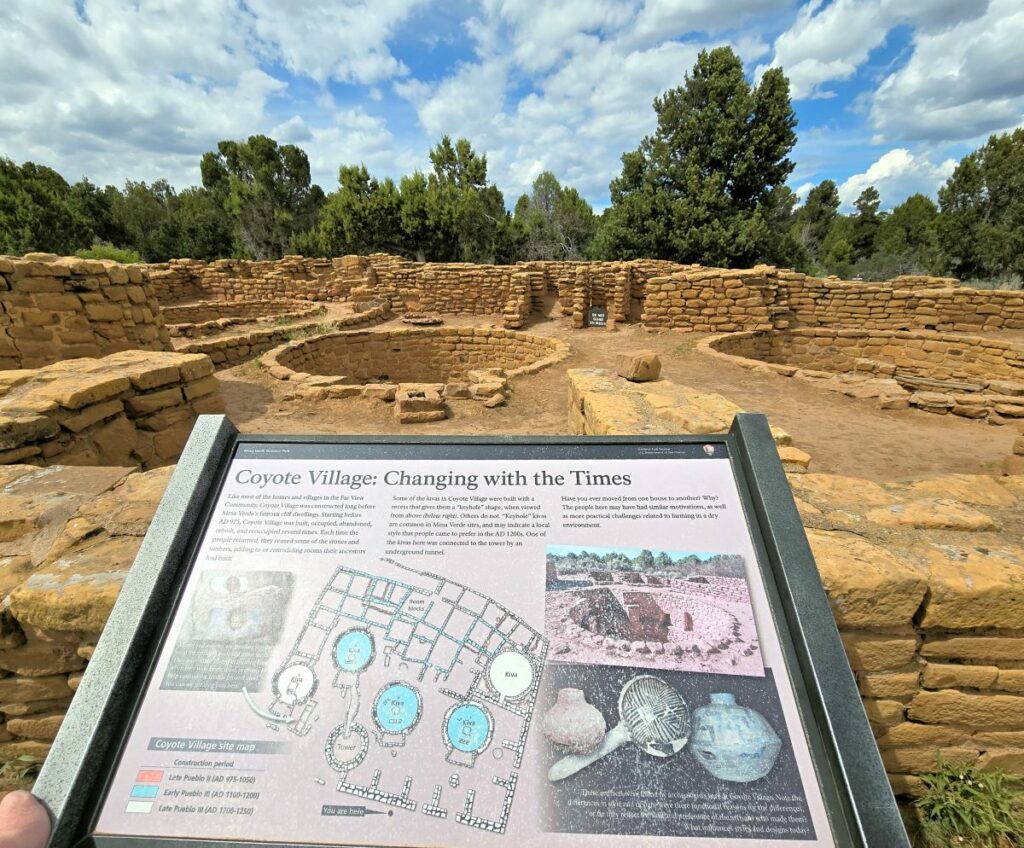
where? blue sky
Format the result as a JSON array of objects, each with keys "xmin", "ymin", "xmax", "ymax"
[{"xmin": 3, "ymin": 1, "xmax": 1022, "ymax": 212}]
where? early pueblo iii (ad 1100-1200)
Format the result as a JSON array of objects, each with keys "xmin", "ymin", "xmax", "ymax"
[{"xmin": 33, "ymin": 415, "xmax": 910, "ymax": 848}]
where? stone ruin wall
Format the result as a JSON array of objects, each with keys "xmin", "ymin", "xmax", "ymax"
[
  {"xmin": 712, "ymin": 328, "xmax": 1024, "ymax": 389},
  {"xmin": 270, "ymin": 326, "xmax": 567, "ymax": 383},
  {"xmin": 0, "ymin": 350, "xmax": 224, "ymax": 469},
  {"xmin": 0, "ymin": 253, "xmax": 171, "ymax": 370},
  {"xmin": 175, "ymin": 305, "xmax": 388, "ymax": 371},
  {"xmin": 138, "ymin": 253, "xmax": 1024, "ymax": 341}
]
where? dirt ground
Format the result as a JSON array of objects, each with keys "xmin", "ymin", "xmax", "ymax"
[{"xmin": 216, "ymin": 310, "xmax": 1020, "ymax": 483}]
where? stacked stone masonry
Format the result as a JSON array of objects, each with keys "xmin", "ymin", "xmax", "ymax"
[
  {"xmin": 0, "ymin": 350, "xmax": 224, "ymax": 468},
  {"xmin": 137, "ymin": 253, "xmax": 1024, "ymax": 340},
  {"xmin": 0, "ymin": 253, "xmax": 171, "ymax": 369},
  {"xmin": 704, "ymin": 328, "xmax": 1024, "ymax": 421},
  {"xmin": 163, "ymin": 299, "xmax": 323, "ymax": 338},
  {"xmin": 176, "ymin": 305, "xmax": 388, "ymax": 370},
  {"xmin": 264, "ymin": 326, "xmax": 569, "ymax": 384}
]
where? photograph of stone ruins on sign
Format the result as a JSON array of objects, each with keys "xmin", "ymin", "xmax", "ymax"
[{"xmin": 545, "ymin": 545, "xmax": 763, "ymax": 677}]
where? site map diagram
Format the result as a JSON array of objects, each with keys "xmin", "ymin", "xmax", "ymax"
[{"xmin": 248, "ymin": 556, "xmax": 548, "ymax": 835}]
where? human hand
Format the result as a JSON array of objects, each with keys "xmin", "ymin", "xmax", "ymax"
[{"xmin": 0, "ymin": 791, "xmax": 50, "ymax": 848}]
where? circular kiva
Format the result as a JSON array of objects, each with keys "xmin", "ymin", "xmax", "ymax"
[
  {"xmin": 272, "ymin": 663, "xmax": 317, "ymax": 706},
  {"xmin": 701, "ymin": 328, "xmax": 1024, "ymax": 421},
  {"xmin": 444, "ymin": 702, "xmax": 493, "ymax": 754},
  {"xmin": 487, "ymin": 650, "xmax": 534, "ymax": 699},
  {"xmin": 162, "ymin": 299, "xmax": 322, "ymax": 337},
  {"xmin": 262, "ymin": 327, "xmax": 570, "ymax": 386},
  {"xmin": 551, "ymin": 583, "xmax": 749, "ymax": 659},
  {"xmin": 373, "ymin": 682, "xmax": 423, "ymax": 735},
  {"xmin": 333, "ymin": 628, "xmax": 375, "ymax": 673}
]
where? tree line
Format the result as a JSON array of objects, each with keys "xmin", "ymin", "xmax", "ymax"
[{"xmin": 1, "ymin": 46, "xmax": 1020, "ymax": 284}]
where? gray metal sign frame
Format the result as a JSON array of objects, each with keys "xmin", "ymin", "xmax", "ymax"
[{"xmin": 32, "ymin": 413, "xmax": 909, "ymax": 848}]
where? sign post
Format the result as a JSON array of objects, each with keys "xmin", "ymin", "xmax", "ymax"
[{"xmin": 34, "ymin": 415, "xmax": 909, "ymax": 848}]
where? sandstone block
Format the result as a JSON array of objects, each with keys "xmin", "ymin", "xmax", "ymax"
[
  {"xmin": 124, "ymin": 387, "xmax": 184, "ymax": 416},
  {"xmin": 922, "ymin": 663, "xmax": 999, "ymax": 691},
  {"xmin": 866, "ymin": 499, "xmax": 996, "ymax": 531},
  {"xmin": 616, "ymin": 351, "xmax": 662, "ymax": 382},
  {"xmin": 921, "ymin": 636, "xmax": 1024, "ymax": 664},
  {"xmin": 809, "ymin": 530, "xmax": 927, "ymax": 628},
  {"xmin": 874, "ymin": 722, "xmax": 967, "ymax": 748},
  {"xmin": 183, "ymin": 376, "xmax": 219, "ymax": 399},
  {"xmin": 996, "ymin": 670, "xmax": 1024, "ymax": 694},
  {"xmin": 913, "ymin": 541, "xmax": 1024, "ymax": 630},
  {"xmin": 61, "ymin": 400, "xmax": 124, "ymax": 434},
  {"xmin": 395, "ymin": 410, "xmax": 447, "ymax": 424},
  {"xmin": 863, "ymin": 699, "xmax": 905, "ymax": 727},
  {"xmin": 905, "ymin": 474, "xmax": 1018, "ymax": 507},
  {"xmin": 128, "ymin": 365, "xmax": 181, "ymax": 391},
  {"xmin": 0, "ymin": 641, "xmax": 85, "ymax": 678},
  {"xmin": 909, "ymin": 690, "xmax": 1024, "ymax": 728},
  {"xmin": 858, "ymin": 671, "xmax": 921, "ymax": 700},
  {"xmin": 0, "ymin": 674, "xmax": 73, "ymax": 705},
  {"xmin": 84, "ymin": 303, "xmax": 124, "ymax": 322},
  {"xmin": 842, "ymin": 633, "xmax": 919, "ymax": 672},
  {"xmin": 880, "ymin": 745, "xmax": 978, "ymax": 775}
]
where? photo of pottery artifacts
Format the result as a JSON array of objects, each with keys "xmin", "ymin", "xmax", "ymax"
[
  {"xmin": 161, "ymin": 570, "xmax": 294, "ymax": 692},
  {"xmin": 537, "ymin": 663, "xmax": 815, "ymax": 841},
  {"xmin": 545, "ymin": 544, "xmax": 763, "ymax": 677}
]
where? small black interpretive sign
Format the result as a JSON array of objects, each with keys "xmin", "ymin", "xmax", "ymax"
[{"xmin": 587, "ymin": 306, "xmax": 607, "ymax": 327}]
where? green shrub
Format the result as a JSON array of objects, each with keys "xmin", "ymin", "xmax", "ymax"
[
  {"xmin": 75, "ymin": 244, "xmax": 141, "ymax": 263},
  {"xmin": 914, "ymin": 760, "xmax": 1024, "ymax": 847}
]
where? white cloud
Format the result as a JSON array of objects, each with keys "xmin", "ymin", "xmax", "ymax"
[
  {"xmin": 869, "ymin": 0, "xmax": 1024, "ymax": 142},
  {"xmin": 243, "ymin": 0, "xmax": 424, "ymax": 85},
  {"xmin": 0, "ymin": 0, "xmax": 281, "ymax": 187},
  {"xmin": 628, "ymin": 0, "xmax": 794, "ymax": 49},
  {"xmin": 304, "ymin": 109, "xmax": 420, "ymax": 189},
  {"xmin": 758, "ymin": 0, "xmax": 988, "ymax": 100},
  {"xmin": 837, "ymin": 148, "xmax": 956, "ymax": 210}
]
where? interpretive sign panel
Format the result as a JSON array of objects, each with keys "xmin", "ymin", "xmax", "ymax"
[{"xmin": 36, "ymin": 416, "xmax": 908, "ymax": 848}]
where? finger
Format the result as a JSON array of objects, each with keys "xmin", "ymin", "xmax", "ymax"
[{"xmin": 0, "ymin": 791, "xmax": 51, "ymax": 848}]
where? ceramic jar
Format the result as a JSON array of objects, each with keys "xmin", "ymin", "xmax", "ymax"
[
  {"xmin": 690, "ymin": 692, "xmax": 782, "ymax": 782},
  {"xmin": 542, "ymin": 688, "xmax": 607, "ymax": 754}
]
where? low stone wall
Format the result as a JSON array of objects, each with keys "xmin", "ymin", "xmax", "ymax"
[
  {"xmin": 147, "ymin": 256, "xmax": 358, "ymax": 304},
  {"xmin": 163, "ymin": 299, "xmax": 322, "ymax": 338},
  {"xmin": 0, "ymin": 350, "xmax": 223, "ymax": 468},
  {"xmin": 0, "ymin": 253, "xmax": 171, "ymax": 369},
  {"xmin": 135, "ymin": 254, "xmax": 1024, "ymax": 338},
  {"xmin": 641, "ymin": 266, "xmax": 780, "ymax": 330},
  {"xmin": 702, "ymin": 328, "xmax": 1024, "ymax": 423},
  {"xmin": 782, "ymin": 277, "xmax": 1024, "ymax": 332},
  {"xmin": 566, "ymin": 369, "xmax": 1024, "ymax": 796},
  {"xmin": 264, "ymin": 327, "xmax": 570, "ymax": 384},
  {"xmin": 175, "ymin": 305, "xmax": 388, "ymax": 370}
]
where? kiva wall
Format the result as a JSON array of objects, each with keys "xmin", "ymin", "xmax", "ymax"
[{"xmin": 0, "ymin": 254, "xmax": 171, "ymax": 370}]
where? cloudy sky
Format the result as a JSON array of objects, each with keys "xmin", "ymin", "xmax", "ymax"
[{"xmin": 2, "ymin": 0, "xmax": 1022, "ymax": 211}]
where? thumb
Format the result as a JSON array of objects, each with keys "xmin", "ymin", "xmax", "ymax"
[{"xmin": 0, "ymin": 791, "xmax": 51, "ymax": 848}]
